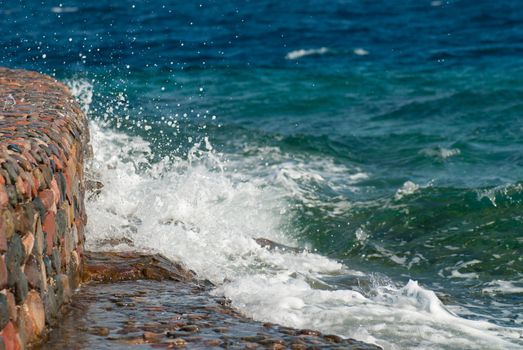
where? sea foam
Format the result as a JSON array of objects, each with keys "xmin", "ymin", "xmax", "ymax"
[{"xmin": 285, "ymin": 47, "xmax": 329, "ymax": 60}]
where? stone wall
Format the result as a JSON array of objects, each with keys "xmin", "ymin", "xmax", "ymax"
[{"xmin": 0, "ymin": 68, "xmax": 89, "ymax": 348}]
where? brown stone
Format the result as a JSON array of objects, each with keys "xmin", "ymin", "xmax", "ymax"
[
  {"xmin": 56, "ymin": 274, "xmax": 71, "ymax": 304},
  {"xmin": 1, "ymin": 322, "xmax": 20, "ymax": 350},
  {"xmin": 88, "ymin": 327, "xmax": 109, "ymax": 336},
  {"xmin": 143, "ymin": 331, "xmax": 163, "ymax": 343},
  {"xmin": 13, "ymin": 204, "xmax": 34, "ymax": 235},
  {"xmin": 50, "ymin": 179, "xmax": 60, "ymax": 205},
  {"xmin": 42, "ymin": 212, "xmax": 56, "ymax": 255},
  {"xmin": 21, "ymin": 233, "xmax": 34, "ymax": 261},
  {"xmin": 24, "ymin": 291, "xmax": 45, "ymax": 336},
  {"xmin": 0, "ymin": 255, "xmax": 7, "ymax": 290},
  {"xmin": 37, "ymin": 190, "xmax": 55, "ymax": 212},
  {"xmin": 0, "ymin": 211, "xmax": 15, "ymax": 240},
  {"xmin": 33, "ymin": 220, "xmax": 44, "ymax": 258},
  {"xmin": 23, "ymin": 256, "xmax": 41, "ymax": 290},
  {"xmin": 169, "ymin": 338, "xmax": 186, "ymax": 347},
  {"xmin": 6, "ymin": 292, "xmax": 17, "ymax": 323},
  {"xmin": 0, "ymin": 185, "xmax": 8, "ymax": 208},
  {"xmin": 0, "ymin": 230, "xmax": 6, "ymax": 254},
  {"xmin": 298, "ymin": 329, "xmax": 321, "ymax": 336}
]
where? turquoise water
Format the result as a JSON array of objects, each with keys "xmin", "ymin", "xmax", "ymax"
[{"xmin": 3, "ymin": 1, "xmax": 523, "ymax": 348}]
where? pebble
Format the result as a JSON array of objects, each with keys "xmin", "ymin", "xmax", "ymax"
[{"xmin": 143, "ymin": 331, "xmax": 163, "ymax": 342}]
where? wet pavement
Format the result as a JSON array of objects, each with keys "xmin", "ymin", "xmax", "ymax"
[{"xmin": 36, "ymin": 252, "xmax": 382, "ymax": 350}]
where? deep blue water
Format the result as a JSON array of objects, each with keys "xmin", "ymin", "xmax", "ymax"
[{"xmin": 2, "ymin": 1, "xmax": 523, "ymax": 348}]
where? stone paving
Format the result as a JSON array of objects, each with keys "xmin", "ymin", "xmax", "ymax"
[{"xmin": 38, "ymin": 252, "xmax": 382, "ymax": 350}]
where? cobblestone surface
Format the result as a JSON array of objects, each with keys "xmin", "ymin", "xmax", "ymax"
[
  {"xmin": 0, "ymin": 67, "xmax": 90, "ymax": 348},
  {"xmin": 38, "ymin": 252, "xmax": 382, "ymax": 350}
]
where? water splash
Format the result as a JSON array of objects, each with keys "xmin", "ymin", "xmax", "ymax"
[{"xmin": 69, "ymin": 79, "xmax": 523, "ymax": 350}]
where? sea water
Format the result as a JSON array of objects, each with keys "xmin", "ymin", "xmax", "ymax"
[{"xmin": 3, "ymin": 1, "xmax": 523, "ymax": 348}]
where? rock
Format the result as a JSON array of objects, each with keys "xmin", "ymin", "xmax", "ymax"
[
  {"xmin": 0, "ymin": 210, "xmax": 15, "ymax": 240},
  {"xmin": 168, "ymin": 338, "xmax": 187, "ymax": 347},
  {"xmin": 31, "ymin": 198, "xmax": 45, "ymax": 226},
  {"xmin": 5, "ymin": 292, "xmax": 17, "ymax": 323},
  {"xmin": 0, "ymin": 255, "xmax": 8, "ymax": 290},
  {"xmin": 55, "ymin": 274, "xmax": 71, "ymax": 304},
  {"xmin": 24, "ymin": 255, "xmax": 41, "ymax": 290},
  {"xmin": 50, "ymin": 179, "xmax": 60, "ymax": 206},
  {"xmin": 37, "ymin": 190, "xmax": 54, "ymax": 212},
  {"xmin": 143, "ymin": 331, "xmax": 163, "ymax": 342},
  {"xmin": 51, "ymin": 248, "xmax": 61, "ymax": 275},
  {"xmin": 0, "ymin": 185, "xmax": 8, "ymax": 208},
  {"xmin": 56, "ymin": 209, "xmax": 67, "ymax": 239},
  {"xmin": 43, "ymin": 256, "xmax": 53, "ymax": 278},
  {"xmin": 324, "ymin": 334, "xmax": 343, "ymax": 343},
  {"xmin": 13, "ymin": 204, "xmax": 34, "ymax": 234},
  {"xmin": 14, "ymin": 271, "xmax": 29, "ymax": 305},
  {"xmin": 0, "ymin": 294, "xmax": 9, "ymax": 329},
  {"xmin": 32, "ymin": 220, "xmax": 44, "ymax": 258},
  {"xmin": 0, "ymin": 229, "xmax": 7, "ymax": 253},
  {"xmin": 298, "ymin": 329, "xmax": 321, "ymax": 336},
  {"xmin": 42, "ymin": 285, "xmax": 58, "ymax": 326},
  {"xmin": 23, "ymin": 291, "xmax": 45, "ymax": 339},
  {"xmin": 42, "ymin": 212, "xmax": 56, "ymax": 256},
  {"xmin": 88, "ymin": 327, "xmax": 110, "ymax": 336},
  {"xmin": 1, "ymin": 322, "xmax": 19, "ymax": 350},
  {"xmin": 21, "ymin": 233, "xmax": 34, "ymax": 260},
  {"xmin": 179, "ymin": 325, "xmax": 199, "ymax": 333}
]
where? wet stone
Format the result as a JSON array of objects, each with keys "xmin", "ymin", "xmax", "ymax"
[{"xmin": 37, "ymin": 268, "xmax": 382, "ymax": 350}]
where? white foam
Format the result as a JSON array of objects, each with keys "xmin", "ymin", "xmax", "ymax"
[
  {"xmin": 421, "ymin": 147, "xmax": 460, "ymax": 159},
  {"xmin": 483, "ymin": 280, "xmax": 523, "ymax": 295},
  {"xmin": 51, "ymin": 6, "xmax": 78, "ymax": 13},
  {"xmin": 285, "ymin": 47, "xmax": 329, "ymax": 60},
  {"xmin": 395, "ymin": 181, "xmax": 419, "ymax": 200},
  {"xmin": 70, "ymin": 80, "xmax": 523, "ymax": 350},
  {"xmin": 354, "ymin": 48, "xmax": 369, "ymax": 56}
]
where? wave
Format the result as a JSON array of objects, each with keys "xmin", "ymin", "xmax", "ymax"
[{"xmin": 69, "ymin": 79, "xmax": 523, "ymax": 350}]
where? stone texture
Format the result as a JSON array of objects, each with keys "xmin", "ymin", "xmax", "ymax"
[
  {"xmin": 0, "ymin": 67, "xmax": 89, "ymax": 347},
  {"xmin": 0, "ymin": 256, "xmax": 7, "ymax": 290},
  {"xmin": 0, "ymin": 294, "xmax": 9, "ymax": 330},
  {"xmin": 24, "ymin": 291, "xmax": 45, "ymax": 336},
  {"xmin": 1, "ymin": 322, "xmax": 19, "ymax": 350}
]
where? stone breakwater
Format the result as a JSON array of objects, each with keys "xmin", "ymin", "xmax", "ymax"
[{"xmin": 0, "ymin": 68, "xmax": 89, "ymax": 348}]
